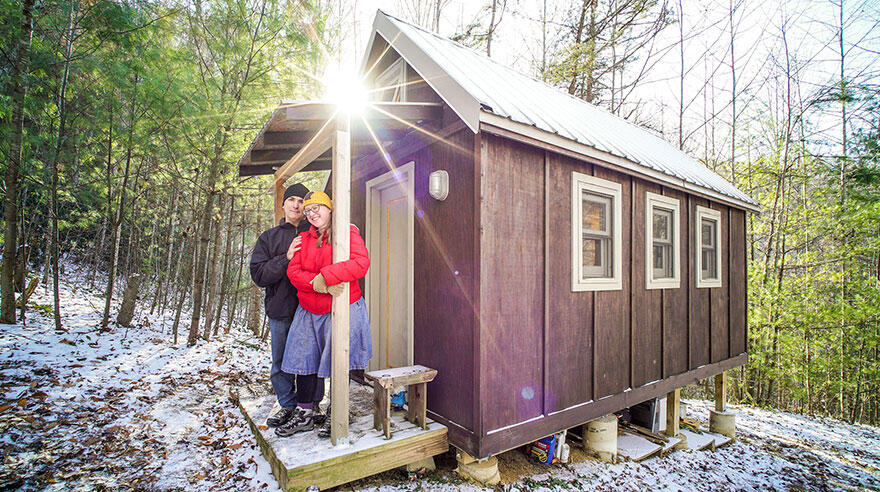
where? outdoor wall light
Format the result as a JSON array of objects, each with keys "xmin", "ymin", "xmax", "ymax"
[{"xmin": 428, "ymin": 170, "xmax": 449, "ymax": 201}]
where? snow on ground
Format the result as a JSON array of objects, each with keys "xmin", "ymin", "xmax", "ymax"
[{"xmin": 1, "ymin": 270, "xmax": 879, "ymax": 491}]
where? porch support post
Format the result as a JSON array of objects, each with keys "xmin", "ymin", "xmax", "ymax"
[
  {"xmin": 714, "ymin": 372, "xmax": 727, "ymax": 412},
  {"xmin": 665, "ymin": 388, "xmax": 681, "ymax": 437},
  {"xmin": 330, "ymin": 112, "xmax": 351, "ymax": 446},
  {"xmin": 273, "ymin": 180, "xmax": 285, "ymax": 225}
]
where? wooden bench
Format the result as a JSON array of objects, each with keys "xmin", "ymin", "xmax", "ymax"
[{"xmin": 364, "ymin": 365, "xmax": 437, "ymax": 439}]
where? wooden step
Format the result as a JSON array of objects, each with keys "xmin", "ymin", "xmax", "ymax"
[
  {"xmin": 364, "ymin": 365, "xmax": 437, "ymax": 388},
  {"xmin": 238, "ymin": 389, "xmax": 447, "ymax": 491}
]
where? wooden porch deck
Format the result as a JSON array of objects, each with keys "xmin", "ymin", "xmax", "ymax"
[{"xmin": 237, "ymin": 383, "xmax": 448, "ymax": 491}]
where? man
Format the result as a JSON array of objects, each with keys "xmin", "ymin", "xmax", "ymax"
[{"xmin": 250, "ymin": 183, "xmax": 323, "ymax": 428}]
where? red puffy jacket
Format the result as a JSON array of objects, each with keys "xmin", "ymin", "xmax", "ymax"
[{"xmin": 287, "ymin": 224, "xmax": 370, "ymax": 315}]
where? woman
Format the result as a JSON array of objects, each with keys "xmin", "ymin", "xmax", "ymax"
[{"xmin": 275, "ymin": 190, "xmax": 372, "ymax": 438}]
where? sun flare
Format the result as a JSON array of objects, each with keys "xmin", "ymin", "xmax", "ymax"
[{"xmin": 322, "ymin": 66, "xmax": 369, "ymax": 116}]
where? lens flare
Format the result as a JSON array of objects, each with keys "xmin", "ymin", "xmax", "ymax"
[{"xmin": 322, "ymin": 66, "xmax": 368, "ymax": 116}]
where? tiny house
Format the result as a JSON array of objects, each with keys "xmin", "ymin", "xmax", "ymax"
[{"xmin": 238, "ymin": 11, "xmax": 757, "ymax": 459}]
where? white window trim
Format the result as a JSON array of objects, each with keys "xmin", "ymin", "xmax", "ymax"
[
  {"xmin": 695, "ymin": 205, "xmax": 723, "ymax": 288},
  {"xmin": 571, "ymin": 171, "xmax": 623, "ymax": 292},
  {"xmin": 372, "ymin": 58, "xmax": 407, "ymax": 102},
  {"xmin": 646, "ymin": 192, "xmax": 681, "ymax": 290}
]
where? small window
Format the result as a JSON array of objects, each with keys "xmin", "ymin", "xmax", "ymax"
[
  {"xmin": 582, "ymin": 193, "xmax": 612, "ymax": 277},
  {"xmin": 371, "ymin": 58, "xmax": 407, "ymax": 102},
  {"xmin": 572, "ymin": 172, "xmax": 622, "ymax": 291},
  {"xmin": 646, "ymin": 192, "xmax": 681, "ymax": 289},
  {"xmin": 695, "ymin": 206, "xmax": 722, "ymax": 288}
]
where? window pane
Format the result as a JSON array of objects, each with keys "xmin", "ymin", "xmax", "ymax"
[
  {"xmin": 701, "ymin": 247, "xmax": 717, "ymax": 280},
  {"xmin": 653, "ymin": 209, "xmax": 671, "ymax": 241},
  {"xmin": 664, "ymin": 245, "xmax": 673, "ymax": 277},
  {"xmin": 654, "ymin": 244, "xmax": 674, "ymax": 279},
  {"xmin": 701, "ymin": 219, "xmax": 715, "ymax": 247},
  {"xmin": 583, "ymin": 238, "xmax": 601, "ymax": 267},
  {"xmin": 582, "ymin": 194, "xmax": 608, "ymax": 233},
  {"xmin": 583, "ymin": 237, "xmax": 613, "ymax": 278},
  {"xmin": 372, "ymin": 60, "xmax": 406, "ymax": 102},
  {"xmin": 653, "ymin": 245, "xmax": 664, "ymax": 269}
]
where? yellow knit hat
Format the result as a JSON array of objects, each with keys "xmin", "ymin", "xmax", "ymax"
[{"xmin": 302, "ymin": 190, "xmax": 332, "ymax": 211}]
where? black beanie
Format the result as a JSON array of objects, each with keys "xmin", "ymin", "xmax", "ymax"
[{"xmin": 283, "ymin": 183, "xmax": 309, "ymax": 201}]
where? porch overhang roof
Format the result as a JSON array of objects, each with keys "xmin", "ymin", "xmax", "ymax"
[{"xmin": 236, "ymin": 100, "xmax": 442, "ymax": 181}]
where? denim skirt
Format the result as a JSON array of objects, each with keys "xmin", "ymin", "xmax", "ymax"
[{"xmin": 281, "ymin": 297, "xmax": 372, "ymax": 378}]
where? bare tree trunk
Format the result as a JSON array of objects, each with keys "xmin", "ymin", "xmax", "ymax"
[
  {"xmin": 247, "ymin": 283, "xmax": 262, "ymax": 337},
  {"xmin": 677, "ymin": 0, "xmax": 684, "ymax": 149},
  {"xmin": 486, "ymin": 0, "xmax": 497, "ymax": 57},
  {"xmin": 171, "ymin": 244, "xmax": 193, "ymax": 346},
  {"xmin": 48, "ymin": 2, "xmax": 79, "ymax": 332},
  {"xmin": 152, "ymin": 185, "xmax": 178, "ymax": 314},
  {"xmin": 213, "ymin": 194, "xmax": 235, "ymax": 336},
  {"xmin": 204, "ymin": 195, "xmax": 224, "ymax": 340},
  {"xmin": 541, "ymin": 0, "xmax": 547, "ymax": 81},
  {"xmin": 14, "ymin": 245, "xmax": 29, "ymax": 292},
  {"xmin": 116, "ymin": 274, "xmax": 141, "ymax": 327},
  {"xmin": 188, "ymin": 164, "xmax": 221, "ymax": 345},
  {"xmin": 163, "ymin": 232, "xmax": 186, "ymax": 315},
  {"xmin": 837, "ymin": 0, "xmax": 848, "ymax": 419},
  {"xmin": 567, "ymin": 1, "xmax": 588, "ymax": 95},
  {"xmin": 729, "ymin": 0, "xmax": 737, "ymax": 180},
  {"xmin": 432, "ymin": 0, "xmax": 441, "ymax": 32},
  {"xmin": 89, "ymin": 214, "xmax": 107, "ymax": 290},
  {"xmin": 849, "ymin": 339, "xmax": 865, "ymax": 424},
  {"xmin": 100, "ymin": 73, "xmax": 138, "ymax": 332},
  {"xmin": 226, "ymin": 202, "xmax": 247, "ymax": 331},
  {"xmin": 1, "ymin": 0, "xmax": 36, "ymax": 324}
]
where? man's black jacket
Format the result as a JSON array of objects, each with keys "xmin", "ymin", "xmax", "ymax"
[{"xmin": 249, "ymin": 219, "xmax": 311, "ymax": 320}]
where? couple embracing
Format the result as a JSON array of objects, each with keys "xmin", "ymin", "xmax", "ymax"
[{"xmin": 250, "ymin": 183, "xmax": 372, "ymax": 438}]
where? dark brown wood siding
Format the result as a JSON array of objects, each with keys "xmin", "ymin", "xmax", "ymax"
[
  {"xmin": 688, "ymin": 196, "xmax": 711, "ymax": 368},
  {"xmin": 663, "ymin": 187, "xmax": 690, "ymax": 377},
  {"xmin": 546, "ymin": 152, "xmax": 593, "ymax": 412},
  {"xmin": 593, "ymin": 167, "xmax": 632, "ymax": 398},
  {"xmin": 710, "ymin": 202, "xmax": 731, "ymax": 363},
  {"xmin": 478, "ymin": 134, "xmax": 545, "ymax": 432},
  {"xmin": 352, "ymin": 127, "xmax": 478, "ymax": 437},
  {"xmin": 632, "ymin": 180, "xmax": 663, "ymax": 387},
  {"xmin": 729, "ymin": 208, "xmax": 747, "ymax": 355},
  {"xmin": 475, "ymin": 132, "xmax": 746, "ymax": 456}
]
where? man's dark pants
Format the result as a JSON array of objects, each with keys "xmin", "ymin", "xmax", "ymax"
[{"xmin": 269, "ymin": 317, "xmax": 324, "ymax": 408}]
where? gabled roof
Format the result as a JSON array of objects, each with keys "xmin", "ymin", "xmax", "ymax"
[{"xmin": 367, "ymin": 11, "xmax": 758, "ymax": 211}]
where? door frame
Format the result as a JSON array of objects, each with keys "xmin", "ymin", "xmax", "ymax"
[{"xmin": 364, "ymin": 161, "xmax": 415, "ymax": 369}]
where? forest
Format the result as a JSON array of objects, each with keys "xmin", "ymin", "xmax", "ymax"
[{"xmin": 1, "ymin": 0, "xmax": 878, "ymax": 432}]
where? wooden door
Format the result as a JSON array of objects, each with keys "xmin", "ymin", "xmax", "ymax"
[{"xmin": 366, "ymin": 164, "xmax": 414, "ymax": 371}]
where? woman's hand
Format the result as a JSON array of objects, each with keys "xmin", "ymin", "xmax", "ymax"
[
  {"xmin": 327, "ymin": 284, "xmax": 345, "ymax": 297},
  {"xmin": 286, "ymin": 235, "xmax": 302, "ymax": 260},
  {"xmin": 311, "ymin": 273, "xmax": 329, "ymax": 293}
]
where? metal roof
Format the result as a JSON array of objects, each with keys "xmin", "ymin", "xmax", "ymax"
[{"xmin": 373, "ymin": 11, "xmax": 758, "ymax": 210}]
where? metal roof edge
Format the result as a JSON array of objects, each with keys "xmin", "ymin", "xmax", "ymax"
[
  {"xmin": 357, "ymin": 11, "xmax": 383, "ymax": 76},
  {"xmin": 479, "ymin": 112, "xmax": 761, "ymax": 214},
  {"xmin": 371, "ymin": 11, "xmax": 480, "ymax": 133}
]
